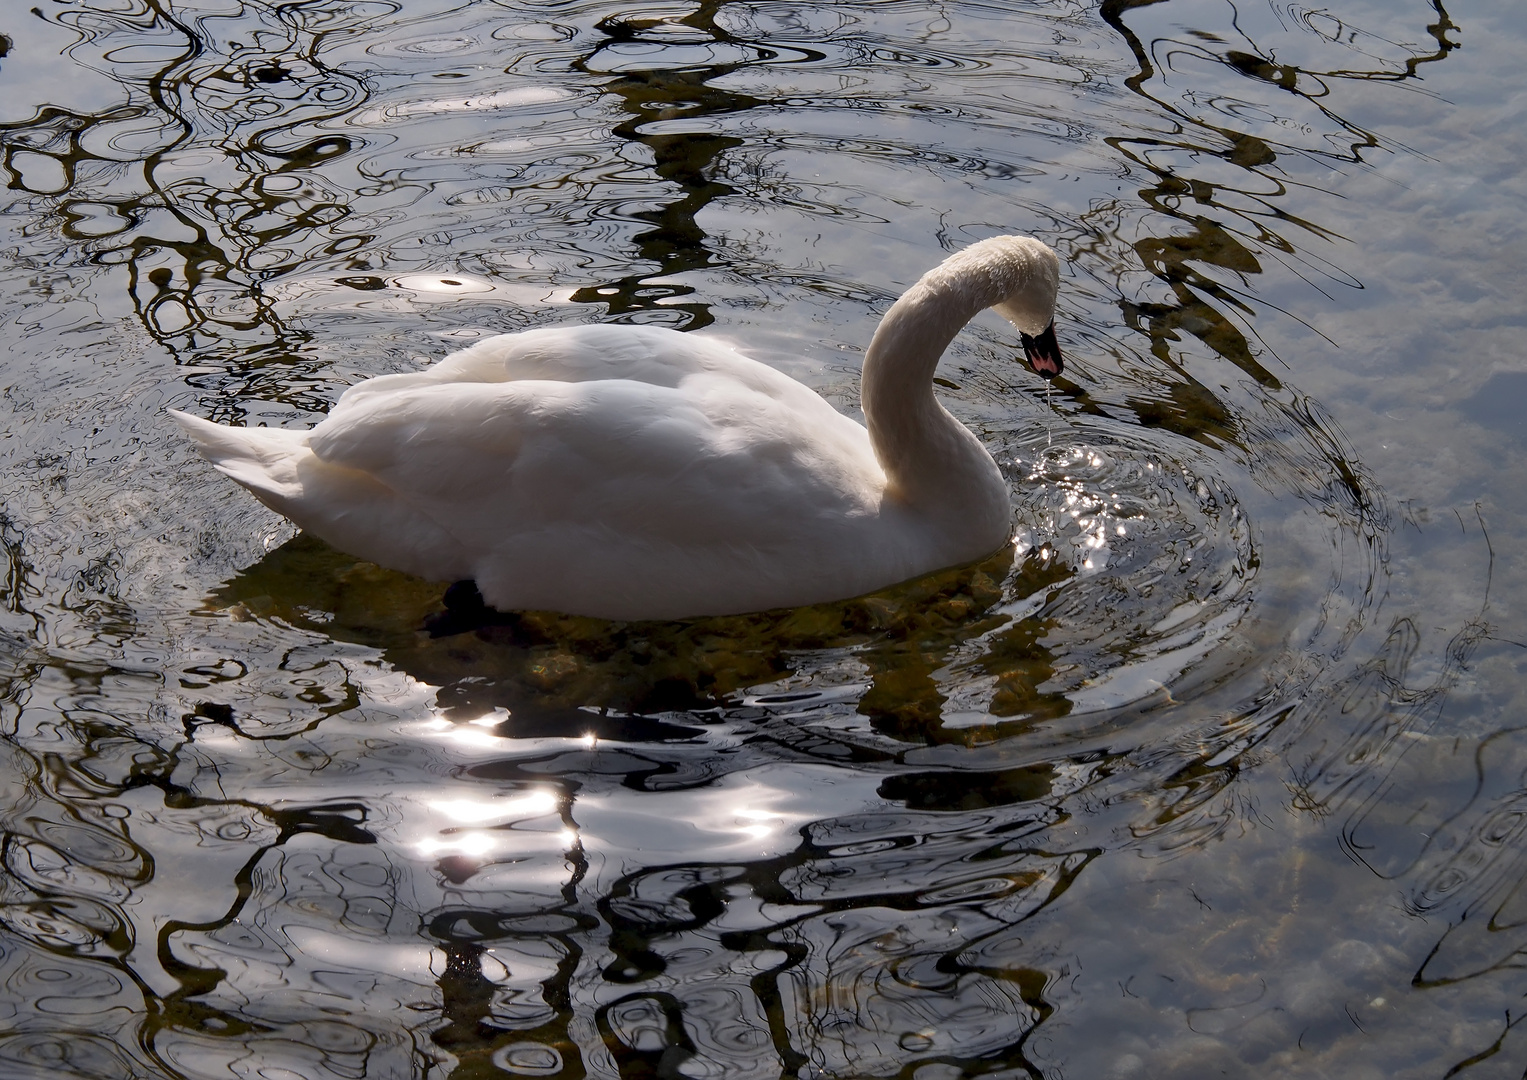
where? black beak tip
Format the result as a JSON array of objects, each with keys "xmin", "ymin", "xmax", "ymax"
[{"xmin": 1021, "ymin": 322, "xmax": 1063, "ymax": 381}]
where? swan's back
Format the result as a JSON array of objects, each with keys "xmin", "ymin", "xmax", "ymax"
[{"xmin": 335, "ymin": 324, "xmax": 808, "ymax": 404}]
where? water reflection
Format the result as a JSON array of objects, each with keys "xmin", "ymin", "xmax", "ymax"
[{"xmin": 2, "ymin": 0, "xmax": 1519, "ymax": 1075}]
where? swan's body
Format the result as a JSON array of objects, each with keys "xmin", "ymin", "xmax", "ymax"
[{"xmin": 173, "ymin": 235, "xmax": 1062, "ymax": 620}]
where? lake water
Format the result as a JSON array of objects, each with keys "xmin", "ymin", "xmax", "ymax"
[{"xmin": 1, "ymin": 0, "xmax": 1524, "ymax": 1076}]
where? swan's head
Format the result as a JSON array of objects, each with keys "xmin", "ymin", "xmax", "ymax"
[{"xmin": 926, "ymin": 235, "xmax": 1065, "ymax": 379}]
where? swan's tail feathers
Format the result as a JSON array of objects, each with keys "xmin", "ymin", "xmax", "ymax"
[{"xmin": 169, "ymin": 410, "xmax": 313, "ymax": 513}]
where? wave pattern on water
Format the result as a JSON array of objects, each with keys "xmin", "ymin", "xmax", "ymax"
[{"xmin": 1, "ymin": 0, "xmax": 1515, "ymax": 1076}]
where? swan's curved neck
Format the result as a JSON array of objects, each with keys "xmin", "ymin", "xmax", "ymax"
[{"xmin": 860, "ymin": 278, "xmax": 999, "ymax": 507}]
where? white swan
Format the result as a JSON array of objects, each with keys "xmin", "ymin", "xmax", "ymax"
[{"xmin": 172, "ymin": 235, "xmax": 1063, "ymax": 621}]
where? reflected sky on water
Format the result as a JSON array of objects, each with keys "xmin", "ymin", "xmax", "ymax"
[{"xmin": 1, "ymin": 0, "xmax": 1525, "ymax": 1076}]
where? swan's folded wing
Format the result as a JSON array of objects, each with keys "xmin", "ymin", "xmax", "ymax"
[
  {"xmin": 331, "ymin": 325, "xmax": 825, "ymax": 409},
  {"xmin": 306, "ymin": 375, "xmax": 880, "ymax": 555}
]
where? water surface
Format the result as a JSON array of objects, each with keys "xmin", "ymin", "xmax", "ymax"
[{"xmin": 1, "ymin": 0, "xmax": 1525, "ymax": 1077}]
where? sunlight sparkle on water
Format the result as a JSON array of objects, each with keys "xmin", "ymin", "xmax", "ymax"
[
  {"xmin": 731, "ymin": 807, "xmax": 785, "ymax": 840},
  {"xmin": 414, "ymin": 789, "xmax": 561, "ymax": 857},
  {"xmin": 428, "ymin": 789, "xmax": 557, "ymax": 824},
  {"xmin": 447, "ymin": 726, "xmax": 504, "ymax": 748},
  {"xmin": 417, "ymin": 832, "xmax": 498, "ymax": 857}
]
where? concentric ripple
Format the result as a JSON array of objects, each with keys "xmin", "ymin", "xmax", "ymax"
[{"xmin": 0, "ymin": 0, "xmax": 1507, "ymax": 1077}]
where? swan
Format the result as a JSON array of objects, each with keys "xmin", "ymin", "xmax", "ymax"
[{"xmin": 171, "ymin": 235, "xmax": 1064, "ymax": 621}]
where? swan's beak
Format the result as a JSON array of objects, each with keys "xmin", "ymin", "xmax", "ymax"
[{"xmin": 1020, "ymin": 321, "xmax": 1063, "ymax": 380}]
